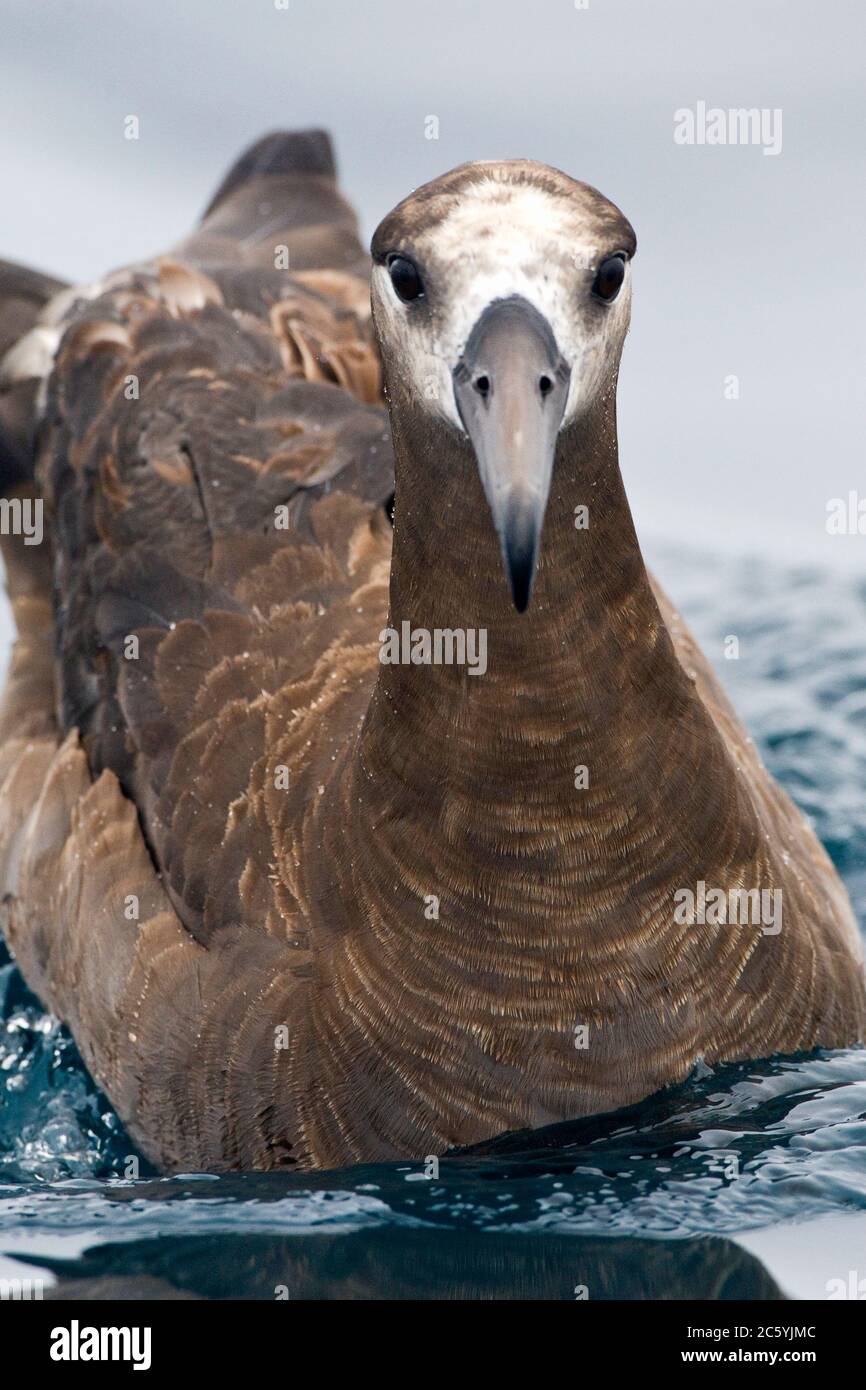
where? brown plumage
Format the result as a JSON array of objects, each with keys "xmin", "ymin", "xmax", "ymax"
[{"xmin": 0, "ymin": 132, "xmax": 862, "ymax": 1173}]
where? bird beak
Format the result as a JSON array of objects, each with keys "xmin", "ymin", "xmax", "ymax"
[{"xmin": 453, "ymin": 296, "xmax": 570, "ymax": 612}]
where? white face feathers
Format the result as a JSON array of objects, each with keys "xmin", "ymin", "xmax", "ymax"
[
  {"xmin": 371, "ymin": 162, "xmax": 636, "ymax": 610},
  {"xmin": 371, "ymin": 164, "xmax": 635, "ymax": 431}
]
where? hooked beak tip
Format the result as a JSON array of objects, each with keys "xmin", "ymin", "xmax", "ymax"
[
  {"xmin": 503, "ymin": 502, "xmax": 540, "ymax": 613},
  {"xmin": 511, "ymin": 571, "xmax": 532, "ymax": 614}
]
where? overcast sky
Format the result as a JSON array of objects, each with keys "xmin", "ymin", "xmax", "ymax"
[{"xmin": 2, "ymin": 0, "xmax": 865, "ymax": 575}]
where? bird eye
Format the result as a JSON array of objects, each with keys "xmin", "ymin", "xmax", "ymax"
[
  {"xmin": 591, "ymin": 253, "xmax": 626, "ymax": 303},
  {"xmin": 388, "ymin": 254, "xmax": 425, "ymax": 303}
]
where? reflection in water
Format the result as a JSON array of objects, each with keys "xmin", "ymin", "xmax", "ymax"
[{"xmin": 38, "ymin": 1228, "xmax": 783, "ymax": 1301}]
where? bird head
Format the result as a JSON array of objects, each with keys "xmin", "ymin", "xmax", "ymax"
[{"xmin": 371, "ymin": 160, "xmax": 636, "ymax": 612}]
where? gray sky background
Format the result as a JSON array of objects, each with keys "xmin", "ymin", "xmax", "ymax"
[{"xmin": 1, "ymin": 0, "xmax": 865, "ymax": 575}]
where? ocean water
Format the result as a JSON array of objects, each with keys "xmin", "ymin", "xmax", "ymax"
[{"xmin": 1, "ymin": 543, "xmax": 865, "ymax": 1301}]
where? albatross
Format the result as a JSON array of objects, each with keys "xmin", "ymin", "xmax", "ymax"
[{"xmin": 0, "ymin": 131, "xmax": 862, "ymax": 1172}]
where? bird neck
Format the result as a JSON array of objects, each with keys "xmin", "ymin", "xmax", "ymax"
[{"xmin": 340, "ymin": 383, "xmax": 744, "ymax": 938}]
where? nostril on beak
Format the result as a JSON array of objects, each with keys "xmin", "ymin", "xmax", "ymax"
[
  {"xmin": 538, "ymin": 374, "xmax": 553, "ymax": 398},
  {"xmin": 473, "ymin": 374, "xmax": 490, "ymax": 399}
]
